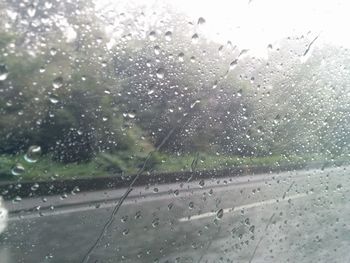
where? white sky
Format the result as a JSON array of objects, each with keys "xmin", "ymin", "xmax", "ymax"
[{"xmin": 96, "ymin": 0, "xmax": 350, "ymax": 57}]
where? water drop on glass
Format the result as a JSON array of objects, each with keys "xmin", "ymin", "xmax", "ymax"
[
  {"xmin": 156, "ymin": 68, "xmax": 165, "ymax": 79},
  {"xmin": 11, "ymin": 164, "xmax": 25, "ymax": 176},
  {"xmin": 27, "ymin": 5, "xmax": 36, "ymax": 17},
  {"xmin": 0, "ymin": 64, "xmax": 9, "ymax": 81},
  {"xmin": 197, "ymin": 17, "xmax": 206, "ymax": 25},
  {"xmin": 31, "ymin": 183, "xmax": 39, "ymax": 191},
  {"xmin": 191, "ymin": 33, "xmax": 199, "ymax": 44},
  {"xmin": 49, "ymin": 94, "xmax": 59, "ymax": 104},
  {"xmin": 13, "ymin": 196, "xmax": 22, "ymax": 203},
  {"xmin": 154, "ymin": 45, "xmax": 161, "ymax": 55},
  {"xmin": 24, "ymin": 145, "xmax": 41, "ymax": 163},
  {"xmin": 135, "ymin": 211, "xmax": 142, "ymax": 219},
  {"xmin": 45, "ymin": 2, "xmax": 52, "ymax": 9},
  {"xmin": 52, "ymin": 77, "xmax": 63, "ymax": 89},
  {"xmin": 165, "ymin": 31, "xmax": 172, "ymax": 41},
  {"xmin": 127, "ymin": 112, "xmax": 136, "ymax": 119},
  {"xmin": 50, "ymin": 48, "xmax": 57, "ymax": 56},
  {"xmin": 152, "ymin": 218, "xmax": 159, "ymax": 228},
  {"xmin": 216, "ymin": 208, "xmax": 224, "ymax": 219},
  {"xmin": 229, "ymin": 59, "xmax": 238, "ymax": 70},
  {"xmin": 178, "ymin": 52, "xmax": 184, "ymax": 62},
  {"xmin": 149, "ymin": 31, "xmax": 156, "ymax": 41},
  {"xmin": 190, "ymin": 100, "xmax": 200, "ymax": 109}
]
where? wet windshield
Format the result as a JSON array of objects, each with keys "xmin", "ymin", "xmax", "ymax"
[{"xmin": 1, "ymin": 0, "xmax": 350, "ymax": 262}]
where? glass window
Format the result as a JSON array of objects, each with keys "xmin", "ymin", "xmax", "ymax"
[{"xmin": 1, "ymin": 0, "xmax": 350, "ymax": 262}]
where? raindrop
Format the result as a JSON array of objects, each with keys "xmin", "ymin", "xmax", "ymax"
[
  {"xmin": 52, "ymin": 77, "xmax": 63, "ymax": 89},
  {"xmin": 178, "ymin": 52, "xmax": 184, "ymax": 62},
  {"xmin": 156, "ymin": 68, "xmax": 165, "ymax": 79},
  {"xmin": 11, "ymin": 163, "xmax": 25, "ymax": 176},
  {"xmin": 149, "ymin": 31, "xmax": 156, "ymax": 41},
  {"xmin": 337, "ymin": 184, "xmax": 342, "ymax": 190},
  {"xmin": 165, "ymin": 31, "xmax": 172, "ymax": 41},
  {"xmin": 24, "ymin": 145, "xmax": 42, "ymax": 163},
  {"xmin": 152, "ymin": 218, "xmax": 159, "ymax": 228},
  {"xmin": 174, "ymin": 189, "xmax": 179, "ymax": 196},
  {"xmin": 191, "ymin": 33, "xmax": 199, "ymax": 44},
  {"xmin": 229, "ymin": 59, "xmax": 238, "ymax": 70},
  {"xmin": 122, "ymin": 229, "xmax": 129, "ymax": 235},
  {"xmin": 71, "ymin": 186, "xmax": 80, "ymax": 195},
  {"xmin": 199, "ymin": 179, "xmax": 205, "ymax": 188},
  {"xmin": 135, "ymin": 211, "xmax": 142, "ymax": 219},
  {"xmin": 49, "ymin": 94, "xmax": 59, "ymax": 104},
  {"xmin": 154, "ymin": 45, "xmax": 161, "ymax": 55},
  {"xmin": 27, "ymin": 5, "xmax": 36, "ymax": 17},
  {"xmin": 216, "ymin": 208, "xmax": 224, "ymax": 219},
  {"xmin": 50, "ymin": 48, "xmax": 57, "ymax": 56},
  {"xmin": 189, "ymin": 202, "xmax": 194, "ymax": 209},
  {"xmin": 13, "ymin": 196, "xmax": 22, "ymax": 203},
  {"xmin": 197, "ymin": 17, "xmax": 206, "ymax": 25},
  {"xmin": 127, "ymin": 112, "xmax": 136, "ymax": 119},
  {"xmin": 238, "ymin": 49, "xmax": 249, "ymax": 57},
  {"xmin": 0, "ymin": 64, "xmax": 9, "ymax": 81},
  {"xmin": 190, "ymin": 100, "xmax": 200, "ymax": 109},
  {"xmin": 31, "ymin": 183, "xmax": 39, "ymax": 191},
  {"xmin": 153, "ymin": 187, "xmax": 159, "ymax": 193},
  {"xmin": 45, "ymin": 2, "xmax": 52, "ymax": 9}
]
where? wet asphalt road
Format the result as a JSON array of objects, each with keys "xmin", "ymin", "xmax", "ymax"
[{"xmin": 1, "ymin": 166, "xmax": 350, "ymax": 263}]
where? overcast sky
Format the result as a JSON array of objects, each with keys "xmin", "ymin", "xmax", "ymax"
[{"xmin": 96, "ymin": 0, "xmax": 349, "ymax": 57}]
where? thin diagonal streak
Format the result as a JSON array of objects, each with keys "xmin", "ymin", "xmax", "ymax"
[{"xmin": 81, "ymin": 126, "xmax": 176, "ymax": 263}]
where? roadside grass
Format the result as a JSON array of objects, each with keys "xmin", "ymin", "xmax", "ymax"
[{"xmin": 0, "ymin": 152, "xmax": 348, "ymax": 182}]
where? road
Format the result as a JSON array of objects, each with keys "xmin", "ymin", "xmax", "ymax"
[{"xmin": 1, "ymin": 165, "xmax": 350, "ymax": 263}]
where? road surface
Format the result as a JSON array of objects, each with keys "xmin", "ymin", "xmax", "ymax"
[{"xmin": 1, "ymin": 166, "xmax": 350, "ymax": 263}]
